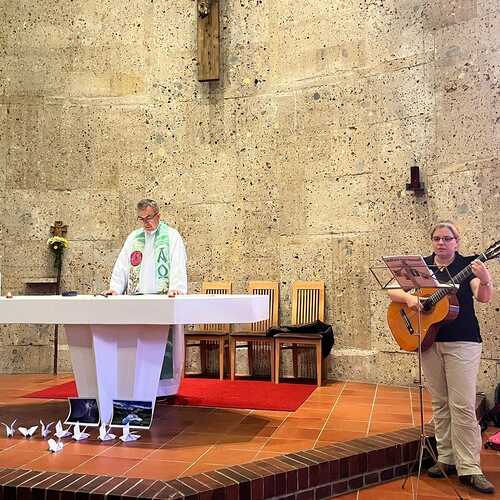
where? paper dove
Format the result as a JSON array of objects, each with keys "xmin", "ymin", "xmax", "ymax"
[
  {"xmin": 1, "ymin": 419, "xmax": 16, "ymax": 437},
  {"xmin": 54, "ymin": 420, "xmax": 72, "ymax": 439},
  {"xmin": 72, "ymin": 422, "xmax": 89, "ymax": 441},
  {"xmin": 40, "ymin": 420, "xmax": 54, "ymax": 439},
  {"xmin": 18, "ymin": 425, "xmax": 38, "ymax": 438},
  {"xmin": 119, "ymin": 423, "xmax": 140, "ymax": 442},
  {"xmin": 98, "ymin": 422, "xmax": 115, "ymax": 441},
  {"xmin": 47, "ymin": 438, "xmax": 64, "ymax": 453}
]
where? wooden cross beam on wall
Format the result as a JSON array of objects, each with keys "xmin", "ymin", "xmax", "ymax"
[{"xmin": 197, "ymin": 0, "xmax": 220, "ymax": 81}]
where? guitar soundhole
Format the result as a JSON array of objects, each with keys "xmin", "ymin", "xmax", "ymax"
[{"xmin": 422, "ymin": 299, "xmax": 433, "ymax": 312}]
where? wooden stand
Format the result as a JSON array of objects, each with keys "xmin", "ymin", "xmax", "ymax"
[{"xmin": 50, "ymin": 221, "xmax": 68, "ymax": 374}]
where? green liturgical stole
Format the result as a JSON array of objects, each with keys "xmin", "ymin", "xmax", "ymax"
[
  {"xmin": 127, "ymin": 221, "xmax": 173, "ymax": 379},
  {"xmin": 127, "ymin": 221, "xmax": 171, "ymax": 295}
]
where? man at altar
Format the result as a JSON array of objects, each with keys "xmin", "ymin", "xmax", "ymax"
[{"xmin": 102, "ymin": 198, "xmax": 188, "ymax": 395}]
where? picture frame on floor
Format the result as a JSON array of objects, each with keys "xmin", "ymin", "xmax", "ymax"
[
  {"xmin": 110, "ymin": 399, "xmax": 154, "ymax": 429},
  {"xmin": 65, "ymin": 398, "xmax": 100, "ymax": 426}
]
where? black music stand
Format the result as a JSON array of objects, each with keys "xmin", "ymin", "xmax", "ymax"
[{"xmin": 370, "ymin": 257, "xmax": 463, "ymax": 500}]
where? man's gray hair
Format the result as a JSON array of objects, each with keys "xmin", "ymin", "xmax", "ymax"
[{"xmin": 137, "ymin": 199, "xmax": 159, "ymax": 212}]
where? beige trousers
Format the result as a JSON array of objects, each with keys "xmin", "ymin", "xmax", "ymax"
[{"xmin": 421, "ymin": 341, "xmax": 483, "ymax": 476}]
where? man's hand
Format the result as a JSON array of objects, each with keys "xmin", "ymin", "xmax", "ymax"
[
  {"xmin": 406, "ymin": 294, "xmax": 423, "ymax": 311},
  {"xmin": 167, "ymin": 289, "xmax": 184, "ymax": 297},
  {"xmin": 101, "ymin": 289, "xmax": 118, "ymax": 296}
]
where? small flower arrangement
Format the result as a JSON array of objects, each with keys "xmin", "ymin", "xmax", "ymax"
[{"xmin": 47, "ymin": 236, "xmax": 69, "ymax": 269}]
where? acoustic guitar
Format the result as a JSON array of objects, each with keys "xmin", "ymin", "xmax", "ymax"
[{"xmin": 387, "ymin": 240, "xmax": 500, "ymax": 352}]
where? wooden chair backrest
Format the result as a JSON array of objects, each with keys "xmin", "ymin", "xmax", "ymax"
[
  {"xmin": 291, "ymin": 280, "xmax": 325, "ymax": 325},
  {"xmin": 200, "ymin": 281, "xmax": 232, "ymax": 332},
  {"xmin": 248, "ymin": 280, "xmax": 279, "ymax": 333}
]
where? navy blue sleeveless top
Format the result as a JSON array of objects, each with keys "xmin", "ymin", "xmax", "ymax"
[{"xmin": 423, "ymin": 253, "xmax": 481, "ymax": 343}]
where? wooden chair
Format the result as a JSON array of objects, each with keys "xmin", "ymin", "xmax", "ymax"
[
  {"xmin": 229, "ymin": 281, "xmax": 279, "ymax": 382},
  {"xmin": 274, "ymin": 281, "xmax": 326, "ymax": 386},
  {"xmin": 184, "ymin": 281, "xmax": 232, "ymax": 380}
]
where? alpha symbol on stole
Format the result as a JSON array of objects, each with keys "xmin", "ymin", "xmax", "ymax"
[{"xmin": 157, "ymin": 248, "xmax": 168, "ymax": 278}]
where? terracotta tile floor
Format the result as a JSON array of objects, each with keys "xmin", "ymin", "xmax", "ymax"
[
  {"xmin": 337, "ymin": 429, "xmax": 500, "ymax": 499},
  {"xmin": 0, "ymin": 374, "xmax": 498, "ymax": 499},
  {"xmin": 337, "ymin": 465, "xmax": 500, "ymax": 499}
]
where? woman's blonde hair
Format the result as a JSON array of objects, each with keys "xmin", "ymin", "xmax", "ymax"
[{"xmin": 430, "ymin": 220, "xmax": 460, "ymax": 241}]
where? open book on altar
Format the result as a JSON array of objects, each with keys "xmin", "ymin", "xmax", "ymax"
[{"xmin": 382, "ymin": 255, "xmax": 442, "ymax": 291}]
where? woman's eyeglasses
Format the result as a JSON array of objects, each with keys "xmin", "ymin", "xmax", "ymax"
[{"xmin": 432, "ymin": 236, "xmax": 455, "ymax": 242}]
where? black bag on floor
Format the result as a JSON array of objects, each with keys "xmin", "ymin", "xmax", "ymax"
[
  {"xmin": 265, "ymin": 319, "xmax": 334, "ymax": 358},
  {"xmin": 494, "ymin": 383, "xmax": 500, "ymax": 427},
  {"xmin": 479, "ymin": 383, "xmax": 500, "ymax": 432}
]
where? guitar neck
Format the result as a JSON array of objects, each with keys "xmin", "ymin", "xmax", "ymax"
[{"xmin": 427, "ymin": 253, "xmax": 486, "ymax": 305}]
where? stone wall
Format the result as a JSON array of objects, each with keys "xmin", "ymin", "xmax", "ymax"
[{"xmin": 0, "ymin": 1, "xmax": 499, "ymax": 399}]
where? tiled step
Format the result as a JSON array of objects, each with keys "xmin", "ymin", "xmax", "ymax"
[{"xmin": 0, "ymin": 424, "xmax": 436, "ymax": 500}]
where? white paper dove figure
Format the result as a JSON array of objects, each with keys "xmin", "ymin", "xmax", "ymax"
[
  {"xmin": 40, "ymin": 420, "xmax": 54, "ymax": 439},
  {"xmin": 47, "ymin": 438, "xmax": 64, "ymax": 453},
  {"xmin": 1, "ymin": 419, "xmax": 16, "ymax": 437},
  {"xmin": 119, "ymin": 423, "xmax": 140, "ymax": 442},
  {"xmin": 97, "ymin": 422, "xmax": 115, "ymax": 441},
  {"xmin": 18, "ymin": 425, "xmax": 38, "ymax": 438},
  {"xmin": 72, "ymin": 422, "xmax": 89, "ymax": 441},
  {"xmin": 54, "ymin": 420, "xmax": 72, "ymax": 439}
]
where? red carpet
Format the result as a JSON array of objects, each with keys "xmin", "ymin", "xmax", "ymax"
[{"xmin": 23, "ymin": 379, "xmax": 316, "ymax": 411}]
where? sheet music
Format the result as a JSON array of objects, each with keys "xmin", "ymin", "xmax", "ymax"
[{"xmin": 382, "ymin": 255, "xmax": 440, "ymax": 291}]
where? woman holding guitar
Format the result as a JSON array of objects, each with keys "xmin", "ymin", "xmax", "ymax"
[{"xmin": 388, "ymin": 221, "xmax": 495, "ymax": 495}]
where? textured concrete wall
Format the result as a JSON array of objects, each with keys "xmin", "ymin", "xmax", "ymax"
[{"xmin": 0, "ymin": 1, "xmax": 499, "ymax": 399}]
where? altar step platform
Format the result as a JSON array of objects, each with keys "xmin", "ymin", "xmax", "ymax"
[{"xmin": 0, "ymin": 375, "xmax": 497, "ymax": 500}]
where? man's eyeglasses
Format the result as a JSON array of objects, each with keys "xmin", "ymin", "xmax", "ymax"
[
  {"xmin": 432, "ymin": 236, "xmax": 455, "ymax": 242},
  {"xmin": 137, "ymin": 212, "xmax": 158, "ymax": 223}
]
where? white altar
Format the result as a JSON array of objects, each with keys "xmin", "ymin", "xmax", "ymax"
[{"xmin": 0, "ymin": 294, "xmax": 269, "ymax": 422}]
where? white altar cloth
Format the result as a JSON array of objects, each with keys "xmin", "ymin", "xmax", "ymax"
[{"xmin": 0, "ymin": 294, "xmax": 269, "ymax": 422}]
